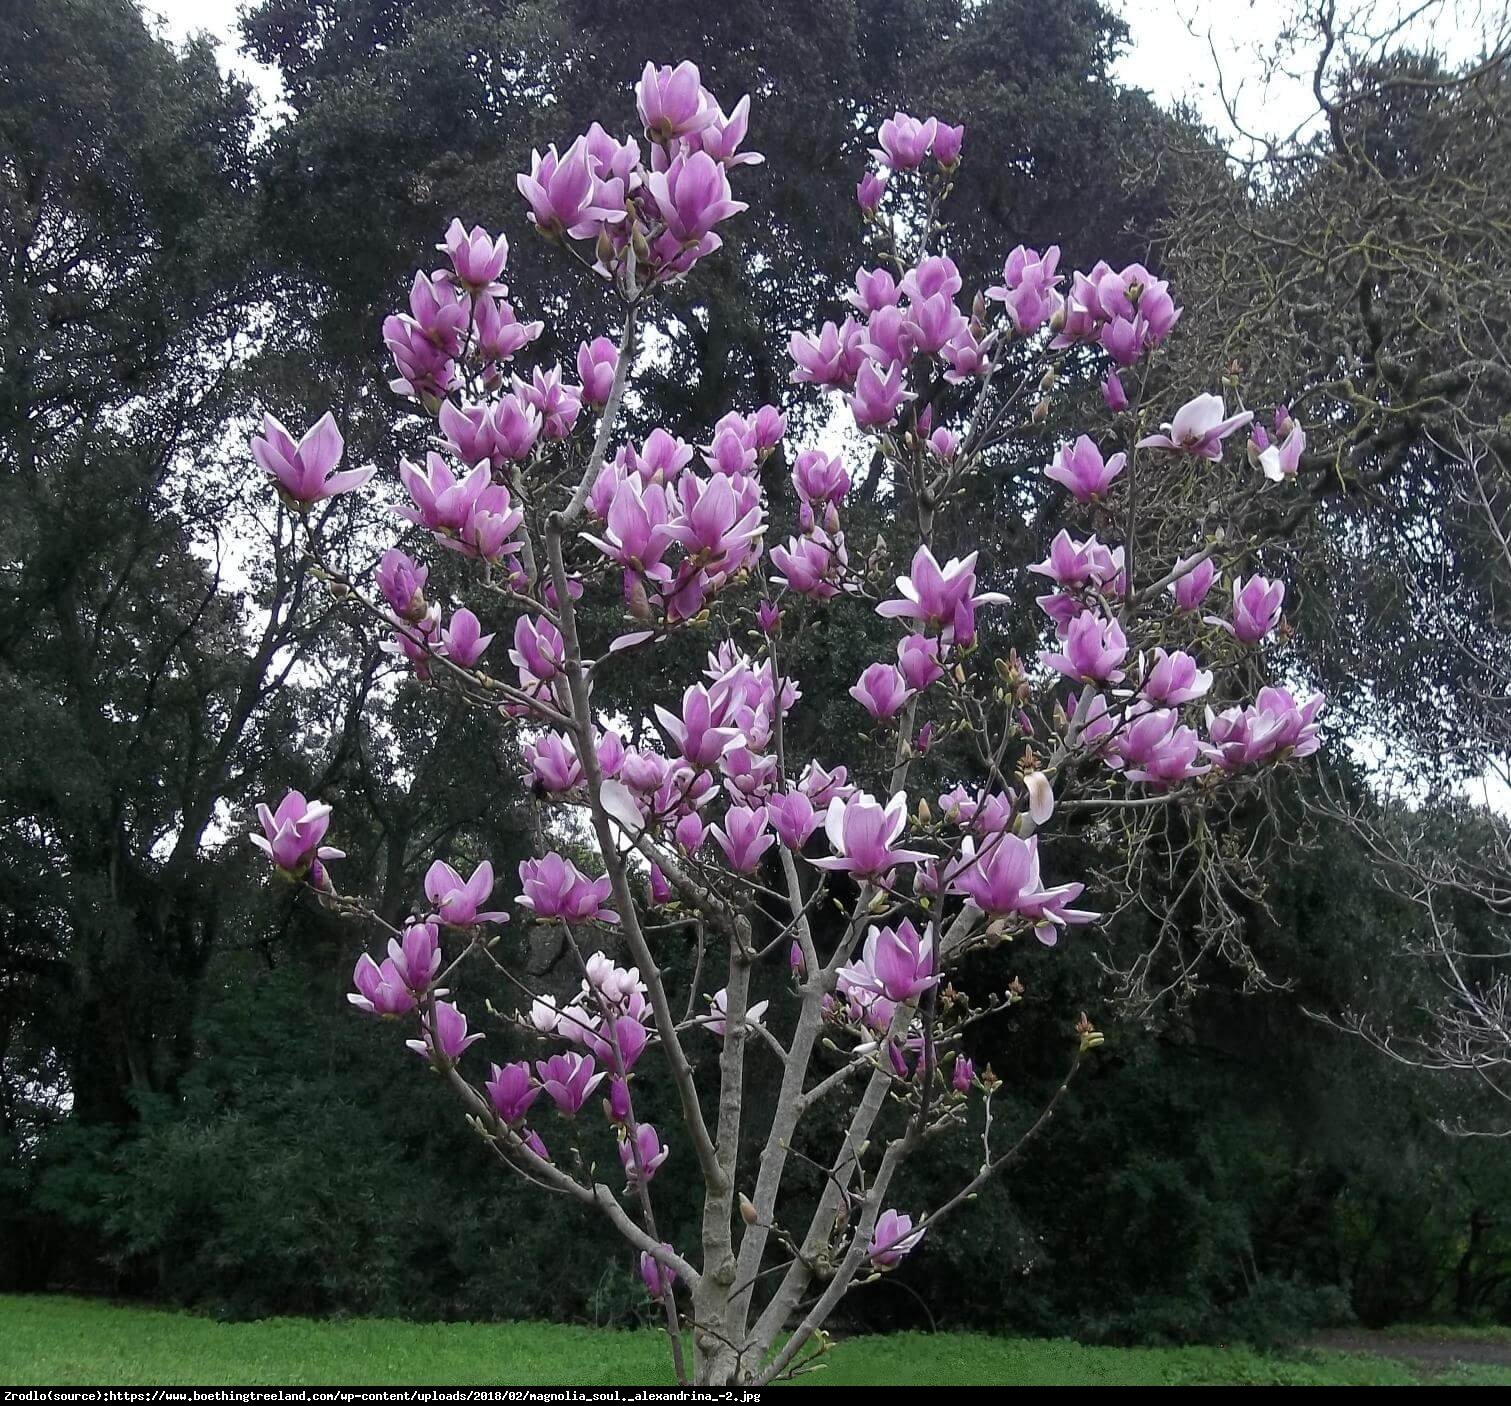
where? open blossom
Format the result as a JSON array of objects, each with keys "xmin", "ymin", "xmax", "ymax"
[
  {"xmin": 1137, "ymin": 393, "xmax": 1253, "ymax": 460},
  {"xmin": 1215, "ymin": 574, "xmax": 1285, "ymax": 644},
  {"xmin": 386, "ymin": 921, "xmax": 442, "ymax": 993},
  {"xmin": 874, "ymin": 110, "xmax": 938, "ymax": 170},
  {"xmin": 838, "ymin": 920, "xmax": 937, "ymax": 1004},
  {"xmin": 987, "ymin": 243, "xmax": 1062, "ymax": 335},
  {"xmin": 517, "ymin": 138, "xmax": 624, "ymax": 240},
  {"xmin": 1040, "ymin": 610, "xmax": 1128, "ymax": 683},
  {"xmin": 525, "ymin": 732, "xmax": 584, "ymax": 792},
  {"xmin": 1137, "ymin": 648, "xmax": 1212, "ymax": 706},
  {"xmin": 849, "ymin": 359, "xmax": 912, "ymax": 428},
  {"xmin": 437, "ymin": 218, "xmax": 508, "ymax": 293},
  {"xmin": 812, "ymin": 791, "xmax": 929, "ymax": 879},
  {"xmin": 406, "ymin": 1000, "xmax": 484, "ymax": 1062},
  {"xmin": 250, "ymin": 412, "xmax": 372, "ymax": 505},
  {"xmin": 877, "ymin": 546, "xmax": 1008, "ymax": 643},
  {"xmin": 535, "ymin": 1052, "xmax": 604, "ymax": 1114},
  {"xmin": 701, "ymin": 988, "xmax": 770, "ymax": 1038},
  {"xmin": 767, "ymin": 790, "xmax": 819, "ymax": 849},
  {"xmin": 1207, "ymin": 687, "xmax": 1325, "ymax": 769},
  {"xmin": 348, "ymin": 954, "xmax": 415, "ymax": 1017},
  {"xmin": 486, "ymin": 1061, "xmax": 540, "ymax": 1125},
  {"xmin": 1030, "ymin": 531, "xmax": 1123, "ymax": 590},
  {"xmin": 636, "ymin": 60, "xmax": 715, "ymax": 139},
  {"xmin": 425, "ymin": 859, "xmax": 509, "ymax": 926},
  {"xmin": 949, "ymin": 832, "xmax": 1096, "ymax": 945},
  {"xmin": 510, "ymin": 615, "xmax": 566, "ymax": 683},
  {"xmin": 645, "ymin": 151, "xmax": 747, "ymax": 242},
  {"xmin": 251, "ymin": 791, "xmax": 344, "ymax": 880},
  {"xmin": 770, "ymin": 530, "xmax": 846, "ymax": 598},
  {"xmin": 712, "ymin": 804, "xmax": 774, "ymax": 873},
  {"xmin": 1045, "ymin": 435, "xmax": 1125, "ymax": 502},
  {"xmin": 1170, "ymin": 555, "xmax": 1217, "ymax": 611},
  {"xmin": 439, "ymin": 608, "xmax": 493, "ymax": 669},
  {"xmin": 518, "ymin": 853, "xmax": 619, "ymax": 924},
  {"xmin": 850, "ymin": 663, "xmax": 913, "ymax": 721},
  {"xmin": 619, "ymin": 1123, "xmax": 670, "ymax": 1187},
  {"xmin": 869, "ymin": 1209, "xmax": 925, "ymax": 1267}
]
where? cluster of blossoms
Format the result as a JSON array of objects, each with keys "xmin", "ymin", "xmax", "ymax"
[{"xmin": 245, "ymin": 74, "xmax": 1325, "ymax": 1388}]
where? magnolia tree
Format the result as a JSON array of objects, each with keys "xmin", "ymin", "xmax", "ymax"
[{"xmin": 246, "ymin": 63, "xmax": 1323, "ymax": 1385}]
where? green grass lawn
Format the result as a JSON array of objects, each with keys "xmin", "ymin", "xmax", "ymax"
[{"xmin": 3, "ymin": 1296, "xmax": 1508, "ymax": 1387}]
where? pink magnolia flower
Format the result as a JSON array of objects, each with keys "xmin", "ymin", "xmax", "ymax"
[
  {"xmin": 518, "ymin": 853, "xmax": 619, "ymax": 924},
  {"xmin": 1102, "ymin": 371, "xmax": 1129, "ymax": 412},
  {"xmin": 1040, "ymin": 609, "xmax": 1128, "ymax": 683},
  {"xmin": 439, "ymin": 608, "xmax": 493, "ymax": 669},
  {"xmin": 576, "ymin": 336, "xmax": 619, "ymax": 407},
  {"xmin": 869, "ymin": 1209, "xmax": 926, "ymax": 1267},
  {"xmin": 876, "ymin": 546, "xmax": 1008, "ymax": 642},
  {"xmin": 1137, "ymin": 648, "xmax": 1213, "ymax": 706},
  {"xmin": 932, "ymin": 121, "xmax": 964, "ymax": 166},
  {"xmin": 849, "ymin": 662, "xmax": 913, "ymax": 721},
  {"xmin": 1206, "ymin": 687, "xmax": 1324, "ymax": 769},
  {"xmin": 952, "ymin": 1056, "xmax": 975, "ymax": 1093},
  {"xmin": 1137, "ymin": 393, "xmax": 1253, "ymax": 460},
  {"xmin": 510, "ymin": 615, "xmax": 566, "ymax": 684},
  {"xmin": 655, "ymin": 684, "xmax": 744, "ymax": 769},
  {"xmin": 424, "ymin": 859, "xmax": 509, "ymax": 926},
  {"xmin": 251, "ymin": 412, "xmax": 372, "ymax": 506},
  {"xmin": 897, "ymin": 634, "xmax": 944, "ymax": 691},
  {"xmin": 641, "ymin": 1247, "xmax": 678, "ymax": 1298},
  {"xmin": 770, "ymin": 531, "xmax": 846, "ymax": 599},
  {"xmin": 789, "ymin": 317, "xmax": 865, "ymax": 389},
  {"xmin": 636, "ymin": 60, "xmax": 715, "ymax": 140},
  {"xmin": 348, "ymin": 954, "xmax": 415, "ymax": 1017},
  {"xmin": 767, "ymin": 790, "xmax": 819, "ymax": 849},
  {"xmin": 517, "ymin": 138, "xmax": 624, "ymax": 239},
  {"xmin": 386, "ymin": 921, "xmax": 442, "ymax": 993},
  {"xmin": 1045, "ymin": 435, "xmax": 1126, "ymax": 502},
  {"xmin": 375, "ymin": 548, "xmax": 428, "ymax": 622},
  {"xmin": 838, "ymin": 920, "xmax": 937, "ymax": 1004},
  {"xmin": 535, "ymin": 1052, "xmax": 604, "ymax": 1114},
  {"xmin": 251, "ymin": 791, "xmax": 344, "ymax": 879},
  {"xmin": 874, "ymin": 111, "xmax": 938, "ymax": 170},
  {"xmin": 693, "ymin": 93, "xmax": 763, "ymax": 167},
  {"xmin": 812, "ymin": 792, "xmax": 929, "ymax": 879},
  {"xmin": 1126, "ymin": 724, "xmax": 1210, "ymax": 787},
  {"xmin": 949, "ymin": 832, "xmax": 1096, "ymax": 945},
  {"xmin": 524, "ymin": 732, "xmax": 584, "ymax": 793},
  {"xmin": 701, "ymin": 988, "xmax": 770, "ymax": 1038},
  {"xmin": 646, "ymin": 151, "xmax": 747, "ymax": 242},
  {"xmin": 1029, "ymin": 531, "xmax": 1124, "ymax": 590},
  {"xmin": 619, "ymin": 1123, "xmax": 670, "ymax": 1187},
  {"xmin": 437, "ymin": 218, "xmax": 508, "ymax": 293},
  {"xmin": 1215, "ymin": 574, "xmax": 1285, "ymax": 644},
  {"xmin": 1170, "ymin": 555, "xmax": 1217, "ymax": 611},
  {"xmin": 1254, "ymin": 421, "xmax": 1306, "ymax": 481},
  {"xmin": 712, "ymin": 804, "xmax": 774, "ymax": 873},
  {"xmin": 406, "ymin": 1000, "xmax": 484, "ymax": 1062},
  {"xmin": 849, "ymin": 359, "xmax": 913, "ymax": 428},
  {"xmin": 486, "ymin": 1061, "xmax": 540, "ymax": 1124}
]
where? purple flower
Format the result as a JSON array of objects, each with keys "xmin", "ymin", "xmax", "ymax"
[
  {"xmin": 849, "ymin": 359, "xmax": 913, "ymax": 429},
  {"xmin": 932, "ymin": 121, "xmax": 964, "ymax": 167},
  {"xmin": 869, "ymin": 1209, "xmax": 925, "ymax": 1267},
  {"xmin": 1045, "ymin": 435, "xmax": 1125, "ymax": 502},
  {"xmin": 636, "ymin": 60, "xmax": 715, "ymax": 140},
  {"xmin": 1206, "ymin": 687, "xmax": 1324, "ymax": 769},
  {"xmin": 486, "ymin": 1061, "xmax": 540, "ymax": 1124},
  {"xmin": 406, "ymin": 1000, "xmax": 484, "ymax": 1062},
  {"xmin": 619, "ymin": 1123, "xmax": 670, "ymax": 1187},
  {"xmin": 850, "ymin": 663, "xmax": 913, "ymax": 721},
  {"xmin": 424, "ymin": 859, "xmax": 509, "ymax": 927},
  {"xmin": 1137, "ymin": 393, "xmax": 1253, "ymax": 460},
  {"xmin": 768, "ymin": 790, "xmax": 819, "ymax": 849},
  {"xmin": 576, "ymin": 336, "xmax": 619, "ymax": 407},
  {"xmin": 641, "ymin": 1247, "xmax": 678, "ymax": 1298},
  {"xmin": 1216, "ymin": 574, "xmax": 1285, "ymax": 644},
  {"xmin": 535, "ymin": 1052, "xmax": 604, "ymax": 1115},
  {"xmin": 645, "ymin": 151, "xmax": 747, "ymax": 242},
  {"xmin": 1126, "ymin": 724, "xmax": 1210, "ymax": 787},
  {"xmin": 897, "ymin": 634, "xmax": 944, "ymax": 691},
  {"xmin": 949, "ymin": 833, "xmax": 1097, "ymax": 945},
  {"xmin": 510, "ymin": 614, "xmax": 566, "ymax": 684},
  {"xmin": 518, "ymin": 853, "xmax": 619, "ymax": 924},
  {"xmin": 516, "ymin": 138, "xmax": 624, "ymax": 240},
  {"xmin": 1255, "ymin": 423, "xmax": 1306, "ymax": 481},
  {"xmin": 876, "ymin": 546, "xmax": 1008, "ymax": 642},
  {"xmin": 348, "ymin": 955, "xmax": 415, "ymax": 1017},
  {"xmin": 250, "ymin": 412, "xmax": 372, "ymax": 506},
  {"xmin": 524, "ymin": 732, "xmax": 584, "ymax": 793},
  {"xmin": 437, "ymin": 218, "xmax": 508, "ymax": 293},
  {"xmin": 439, "ymin": 608, "xmax": 493, "ymax": 669},
  {"xmin": 1138, "ymin": 648, "xmax": 1212, "ymax": 706},
  {"xmin": 1040, "ymin": 610, "xmax": 1129, "ymax": 683},
  {"xmin": 842, "ymin": 919, "xmax": 937, "ymax": 1003},
  {"xmin": 874, "ymin": 111, "xmax": 938, "ymax": 171},
  {"xmin": 712, "ymin": 804, "xmax": 775, "ymax": 874},
  {"xmin": 851, "ymin": 168, "xmax": 889, "ymax": 220},
  {"xmin": 376, "ymin": 548, "xmax": 428, "ymax": 621},
  {"xmin": 812, "ymin": 791, "xmax": 929, "ymax": 880},
  {"xmin": 1102, "ymin": 371, "xmax": 1129, "ymax": 412},
  {"xmin": 1170, "ymin": 555, "xmax": 1217, "ymax": 612},
  {"xmin": 251, "ymin": 790, "xmax": 344, "ymax": 878},
  {"xmin": 386, "ymin": 921, "xmax": 441, "ymax": 993},
  {"xmin": 952, "ymin": 1056, "xmax": 975, "ymax": 1093}
]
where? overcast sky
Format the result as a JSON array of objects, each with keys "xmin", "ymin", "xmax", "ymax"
[{"xmin": 144, "ymin": 0, "xmax": 1496, "ymax": 152}]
